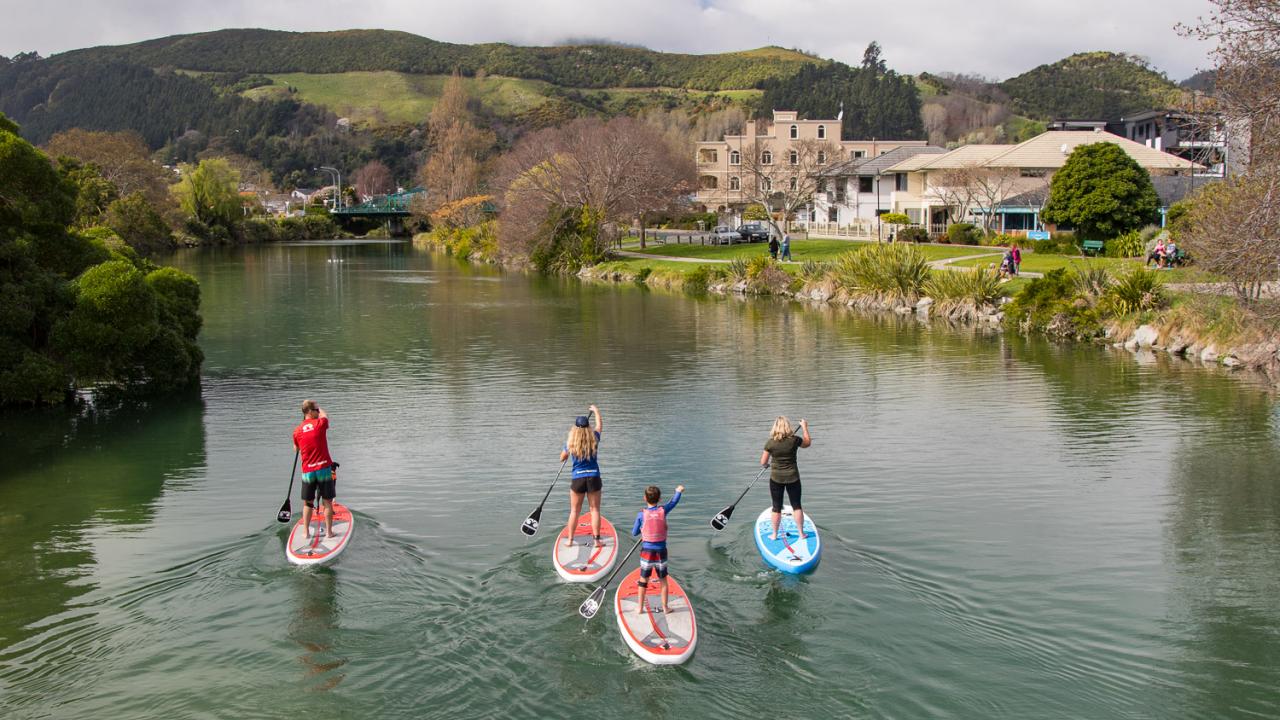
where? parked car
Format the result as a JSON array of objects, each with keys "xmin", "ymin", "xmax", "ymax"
[
  {"xmin": 736, "ymin": 223, "xmax": 772, "ymax": 243},
  {"xmin": 712, "ymin": 225, "xmax": 739, "ymax": 245}
]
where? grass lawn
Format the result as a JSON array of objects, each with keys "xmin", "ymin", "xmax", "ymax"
[
  {"xmin": 634, "ymin": 239, "xmax": 1001, "ymax": 263},
  {"xmin": 949, "ymin": 252, "xmax": 1218, "ymax": 283}
]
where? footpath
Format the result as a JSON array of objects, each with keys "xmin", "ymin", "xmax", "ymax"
[{"xmin": 615, "ymin": 247, "xmax": 1045, "ymax": 278}]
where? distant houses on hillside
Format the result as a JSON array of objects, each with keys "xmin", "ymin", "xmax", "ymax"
[{"xmin": 693, "ymin": 108, "xmax": 1213, "ymax": 239}]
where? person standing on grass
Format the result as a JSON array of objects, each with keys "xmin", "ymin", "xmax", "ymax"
[
  {"xmin": 1011, "ymin": 243, "xmax": 1022, "ymax": 275},
  {"xmin": 768, "ymin": 235, "xmax": 780, "ymax": 260},
  {"xmin": 780, "ymin": 233, "xmax": 793, "ymax": 261},
  {"xmin": 760, "ymin": 416, "xmax": 811, "ymax": 541},
  {"xmin": 561, "ymin": 405, "xmax": 604, "ymax": 547}
]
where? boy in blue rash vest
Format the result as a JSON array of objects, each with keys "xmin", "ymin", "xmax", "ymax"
[{"xmin": 630, "ymin": 484, "xmax": 685, "ymax": 615}]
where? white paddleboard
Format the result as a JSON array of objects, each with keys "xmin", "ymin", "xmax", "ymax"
[
  {"xmin": 753, "ymin": 505, "xmax": 820, "ymax": 574},
  {"xmin": 553, "ymin": 515, "xmax": 618, "ymax": 583},
  {"xmin": 286, "ymin": 502, "xmax": 354, "ymax": 566},
  {"xmin": 614, "ymin": 568, "xmax": 697, "ymax": 665}
]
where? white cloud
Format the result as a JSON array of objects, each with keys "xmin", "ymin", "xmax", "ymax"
[{"xmin": 0, "ymin": 0, "xmax": 1215, "ymax": 80}]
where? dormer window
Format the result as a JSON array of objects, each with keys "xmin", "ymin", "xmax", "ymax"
[
  {"xmin": 790, "ymin": 125, "xmax": 798, "ymax": 139},
  {"xmin": 817, "ymin": 125, "xmax": 826, "ymax": 139}
]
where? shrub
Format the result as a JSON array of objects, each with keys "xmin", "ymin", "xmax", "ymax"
[
  {"xmin": 239, "ymin": 217, "xmax": 280, "ymax": 244},
  {"xmin": 897, "ymin": 227, "xmax": 929, "ymax": 243},
  {"xmin": 683, "ymin": 265, "xmax": 711, "ymax": 294},
  {"xmin": 1139, "ymin": 224, "xmax": 1163, "ymax": 242},
  {"xmin": 800, "ymin": 259, "xmax": 830, "ymax": 281},
  {"xmin": 746, "ymin": 255, "xmax": 772, "ymax": 279},
  {"xmin": 1104, "ymin": 230, "xmax": 1145, "ymax": 258},
  {"xmin": 924, "ymin": 267, "xmax": 1006, "ymax": 306},
  {"xmin": 833, "ymin": 243, "xmax": 931, "ymax": 299},
  {"xmin": 984, "ymin": 233, "xmax": 1019, "ymax": 247},
  {"xmin": 634, "ymin": 266, "xmax": 653, "ymax": 285},
  {"xmin": 1104, "ymin": 267, "xmax": 1167, "ymax": 315},
  {"xmin": 1031, "ymin": 238, "xmax": 1076, "ymax": 255},
  {"xmin": 880, "ymin": 212, "xmax": 910, "ymax": 225},
  {"xmin": 1002, "ymin": 268, "xmax": 1103, "ymax": 338},
  {"xmin": 1072, "ymin": 265, "xmax": 1112, "ymax": 300},
  {"xmin": 946, "ymin": 223, "xmax": 982, "ymax": 246},
  {"xmin": 752, "ymin": 262, "xmax": 792, "ymax": 295},
  {"xmin": 726, "ymin": 258, "xmax": 750, "ymax": 280}
]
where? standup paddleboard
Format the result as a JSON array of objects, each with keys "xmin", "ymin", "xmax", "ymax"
[
  {"xmin": 614, "ymin": 568, "xmax": 697, "ymax": 665},
  {"xmin": 553, "ymin": 515, "xmax": 618, "ymax": 583},
  {"xmin": 286, "ymin": 502, "xmax": 354, "ymax": 566},
  {"xmin": 754, "ymin": 506, "xmax": 820, "ymax": 574}
]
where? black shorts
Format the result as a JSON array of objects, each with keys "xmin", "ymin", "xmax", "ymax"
[
  {"xmin": 570, "ymin": 475, "xmax": 603, "ymax": 494},
  {"xmin": 769, "ymin": 480, "xmax": 802, "ymax": 512},
  {"xmin": 302, "ymin": 480, "xmax": 336, "ymax": 502}
]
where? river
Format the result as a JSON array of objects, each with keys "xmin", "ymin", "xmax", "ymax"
[{"xmin": 2, "ymin": 240, "xmax": 1278, "ymax": 719}]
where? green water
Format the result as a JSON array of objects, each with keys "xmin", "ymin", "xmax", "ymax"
[{"xmin": 2, "ymin": 240, "xmax": 1279, "ymax": 719}]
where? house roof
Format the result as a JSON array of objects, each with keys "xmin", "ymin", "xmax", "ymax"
[
  {"xmin": 823, "ymin": 145, "xmax": 946, "ymax": 176},
  {"xmin": 883, "ymin": 144, "xmax": 1009, "ymax": 172},
  {"xmin": 984, "ymin": 130, "xmax": 1201, "ymax": 170},
  {"xmin": 996, "ymin": 173, "xmax": 1217, "ymax": 209}
]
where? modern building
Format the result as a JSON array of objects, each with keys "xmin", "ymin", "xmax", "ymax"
[
  {"xmin": 1119, "ymin": 109, "xmax": 1231, "ymax": 177},
  {"xmin": 693, "ymin": 110, "xmax": 926, "ymax": 222}
]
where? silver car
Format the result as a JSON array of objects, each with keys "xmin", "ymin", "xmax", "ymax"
[{"xmin": 712, "ymin": 225, "xmax": 739, "ymax": 245}]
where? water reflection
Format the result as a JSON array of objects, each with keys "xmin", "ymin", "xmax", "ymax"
[{"xmin": 288, "ymin": 569, "xmax": 347, "ymax": 691}]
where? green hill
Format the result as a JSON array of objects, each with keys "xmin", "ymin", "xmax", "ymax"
[
  {"xmin": 999, "ymin": 51, "xmax": 1183, "ymax": 121},
  {"xmin": 56, "ymin": 29, "xmax": 812, "ymax": 91}
]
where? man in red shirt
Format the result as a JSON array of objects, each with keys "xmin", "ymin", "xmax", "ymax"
[{"xmin": 292, "ymin": 399, "xmax": 337, "ymax": 539}]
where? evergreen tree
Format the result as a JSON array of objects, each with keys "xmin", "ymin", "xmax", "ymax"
[{"xmin": 1041, "ymin": 143, "xmax": 1160, "ymax": 239}]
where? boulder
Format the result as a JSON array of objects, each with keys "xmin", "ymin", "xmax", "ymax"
[
  {"xmin": 1201, "ymin": 345, "xmax": 1219, "ymax": 363},
  {"xmin": 1168, "ymin": 335, "xmax": 1191, "ymax": 354},
  {"xmin": 1222, "ymin": 355, "xmax": 1242, "ymax": 368},
  {"xmin": 1133, "ymin": 324, "xmax": 1159, "ymax": 349}
]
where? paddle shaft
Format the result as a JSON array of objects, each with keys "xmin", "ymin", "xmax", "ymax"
[
  {"xmin": 728, "ymin": 465, "xmax": 768, "ymax": 511},
  {"xmin": 278, "ymin": 449, "xmax": 300, "ymax": 522},
  {"xmin": 535, "ymin": 458, "xmax": 569, "ymax": 511},
  {"xmin": 597, "ymin": 537, "xmax": 643, "ymax": 595}
]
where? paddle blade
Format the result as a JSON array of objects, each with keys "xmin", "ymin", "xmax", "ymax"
[
  {"xmin": 277, "ymin": 500, "xmax": 292, "ymax": 524},
  {"xmin": 578, "ymin": 586, "xmax": 606, "ymax": 620},
  {"xmin": 710, "ymin": 505, "xmax": 734, "ymax": 531},
  {"xmin": 520, "ymin": 516, "xmax": 540, "ymax": 536}
]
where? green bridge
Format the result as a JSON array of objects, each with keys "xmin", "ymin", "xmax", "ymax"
[{"xmin": 331, "ymin": 187, "xmax": 425, "ymax": 218}]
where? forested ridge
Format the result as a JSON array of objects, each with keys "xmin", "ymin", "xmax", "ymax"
[
  {"xmin": 999, "ymin": 51, "xmax": 1183, "ymax": 121},
  {"xmin": 50, "ymin": 29, "xmax": 817, "ymax": 90}
]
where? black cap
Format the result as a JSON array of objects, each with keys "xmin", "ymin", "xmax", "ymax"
[{"xmin": 574, "ymin": 415, "xmax": 590, "ymax": 428}]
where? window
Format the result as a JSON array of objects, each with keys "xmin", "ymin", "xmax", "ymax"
[
  {"xmin": 817, "ymin": 151, "xmax": 827, "ymax": 165},
  {"xmin": 761, "ymin": 151, "xmax": 773, "ymax": 165},
  {"xmin": 853, "ymin": 150, "xmax": 865, "ymax": 158},
  {"xmin": 699, "ymin": 175, "xmax": 718, "ymax": 190},
  {"xmin": 858, "ymin": 176, "xmax": 873, "ymax": 193},
  {"xmin": 697, "ymin": 148, "xmax": 718, "ymax": 163},
  {"xmin": 729, "ymin": 176, "xmax": 740, "ymax": 190},
  {"xmin": 789, "ymin": 150, "xmax": 798, "ymax": 165},
  {"xmin": 817, "ymin": 125, "xmax": 826, "ymax": 139},
  {"xmin": 828, "ymin": 207, "xmax": 838, "ymax": 222},
  {"xmin": 895, "ymin": 173, "xmax": 908, "ymax": 192},
  {"xmin": 729, "ymin": 150, "xmax": 740, "ymax": 165},
  {"xmin": 905, "ymin": 208, "xmax": 923, "ymax": 224},
  {"xmin": 1020, "ymin": 168, "xmax": 1047, "ymax": 178},
  {"xmin": 836, "ymin": 182, "xmax": 846, "ymax": 203},
  {"xmin": 789, "ymin": 176, "xmax": 798, "ymax": 191},
  {"xmin": 761, "ymin": 177, "xmax": 773, "ymax": 192},
  {"xmin": 790, "ymin": 125, "xmax": 798, "ymax": 139}
]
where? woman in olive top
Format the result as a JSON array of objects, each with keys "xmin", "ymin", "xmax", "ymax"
[{"xmin": 760, "ymin": 416, "xmax": 811, "ymax": 540}]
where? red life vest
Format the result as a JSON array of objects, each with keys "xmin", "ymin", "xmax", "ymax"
[{"xmin": 641, "ymin": 506, "xmax": 667, "ymax": 543}]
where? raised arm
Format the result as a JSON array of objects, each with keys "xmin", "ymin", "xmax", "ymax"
[
  {"xmin": 318, "ymin": 407, "xmax": 328, "ymax": 420},
  {"xmin": 799, "ymin": 419, "xmax": 811, "ymax": 448},
  {"xmin": 664, "ymin": 486, "xmax": 685, "ymax": 514},
  {"xmin": 590, "ymin": 404, "xmax": 602, "ymax": 433}
]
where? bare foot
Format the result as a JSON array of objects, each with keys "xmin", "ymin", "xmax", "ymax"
[
  {"xmin": 564, "ymin": 538, "xmax": 575, "ymax": 548},
  {"xmin": 661, "ymin": 605, "xmax": 670, "ymax": 613}
]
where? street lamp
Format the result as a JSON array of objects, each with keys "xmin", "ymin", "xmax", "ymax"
[{"xmin": 316, "ymin": 166, "xmax": 342, "ymax": 211}]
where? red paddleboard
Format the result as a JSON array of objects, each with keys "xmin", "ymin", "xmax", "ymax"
[
  {"xmin": 286, "ymin": 502, "xmax": 354, "ymax": 566},
  {"xmin": 614, "ymin": 568, "xmax": 697, "ymax": 665},
  {"xmin": 553, "ymin": 515, "xmax": 617, "ymax": 582}
]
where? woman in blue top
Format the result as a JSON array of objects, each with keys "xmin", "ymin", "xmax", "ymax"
[{"xmin": 561, "ymin": 404, "xmax": 603, "ymax": 547}]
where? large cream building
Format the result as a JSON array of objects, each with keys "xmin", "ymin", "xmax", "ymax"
[{"xmin": 693, "ymin": 110, "xmax": 926, "ymax": 220}]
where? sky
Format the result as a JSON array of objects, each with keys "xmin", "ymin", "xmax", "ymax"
[{"xmin": 0, "ymin": 0, "xmax": 1217, "ymax": 81}]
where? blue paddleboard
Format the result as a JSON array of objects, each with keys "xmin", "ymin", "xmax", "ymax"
[{"xmin": 753, "ymin": 506, "xmax": 820, "ymax": 574}]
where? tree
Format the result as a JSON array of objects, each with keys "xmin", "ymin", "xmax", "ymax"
[
  {"xmin": 419, "ymin": 73, "xmax": 493, "ymax": 214},
  {"xmin": 44, "ymin": 130, "xmax": 174, "ymax": 211},
  {"xmin": 352, "ymin": 160, "xmax": 394, "ymax": 198},
  {"xmin": 174, "ymin": 158, "xmax": 241, "ymax": 228},
  {"xmin": 57, "ymin": 158, "xmax": 119, "ymax": 228},
  {"xmin": 1040, "ymin": 143, "xmax": 1159, "ymax": 239},
  {"xmin": 497, "ymin": 116, "xmax": 694, "ymax": 265},
  {"xmin": 106, "ymin": 192, "xmax": 176, "ymax": 255},
  {"xmin": 1176, "ymin": 1, "xmax": 1280, "ymax": 311},
  {"xmin": 736, "ymin": 137, "xmax": 838, "ymax": 237}
]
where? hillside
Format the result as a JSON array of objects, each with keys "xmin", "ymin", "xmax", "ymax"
[
  {"xmin": 999, "ymin": 51, "xmax": 1183, "ymax": 121},
  {"xmin": 55, "ymin": 28, "xmax": 816, "ymax": 91}
]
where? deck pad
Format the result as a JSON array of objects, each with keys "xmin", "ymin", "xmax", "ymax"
[
  {"xmin": 287, "ymin": 502, "xmax": 354, "ymax": 566},
  {"xmin": 614, "ymin": 568, "xmax": 697, "ymax": 665},
  {"xmin": 553, "ymin": 515, "xmax": 617, "ymax": 583},
  {"xmin": 753, "ymin": 505, "xmax": 820, "ymax": 574}
]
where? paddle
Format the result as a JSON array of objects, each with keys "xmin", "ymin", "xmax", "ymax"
[
  {"xmin": 277, "ymin": 449, "xmax": 300, "ymax": 524},
  {"xmin": 578, "ymin": 537, "xmax": 643, "ymax": 620},
  {"xmin": 709, "ymin": 465, "xmax": 768, "ymax": 530},
  {"xmin": 521, "ymin": 458, "xmax": 568, "ymax": 537}
]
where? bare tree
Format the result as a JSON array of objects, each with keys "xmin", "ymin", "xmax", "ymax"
[
  {"xmin": 419, "ymin": 72, "xmax": 494, "ymax": 214},
  {"xmin": 352, "ymin": 160, "xmax": 394, "ymax": 199},
  {"xmin": 736, "ymin": 137, "xmax": 838, "ymax": 236},
  {"xmin": 1176, "ymin": 0, "xmax": 1280, "ymax": 313},
  {"xmin": 496, "ymin": 116, "xmax": 695, "ymax": 258},
  {"xmin": 970, "ymin": 168, "xmax": 1022, "ymax": 233},
  {"xmin": 930, "ymin": 166, "xmax": 981, "ymax": 225}
]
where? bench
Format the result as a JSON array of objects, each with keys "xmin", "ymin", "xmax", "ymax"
[{"xmin": 1081, "ymin": 239, "xmax": 1105, "ymax": 256}]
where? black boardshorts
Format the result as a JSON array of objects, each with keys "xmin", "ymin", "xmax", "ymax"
[
  {"xmin": 570, "ymin": 475, "xmax": 603, "ymax": 494},
  {"xmin": 302, "ymin": 479, "xmax": 336, "ymax": 502},
  {"xmin": 768, "ymin": 480, "xmax": 802, "ymax": 512}
]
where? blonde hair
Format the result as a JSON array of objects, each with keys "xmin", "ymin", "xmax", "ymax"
[
  {"xmin": 567, "ymin": 425, "xmax": 598, "ymax": 459},
  {"xmin": 301, "ymin": 399, "xmax": 318, "ymax": 415},
  {"xmin": 769, "ymin": 416, "xmax": 793, "ymax": 441}
]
